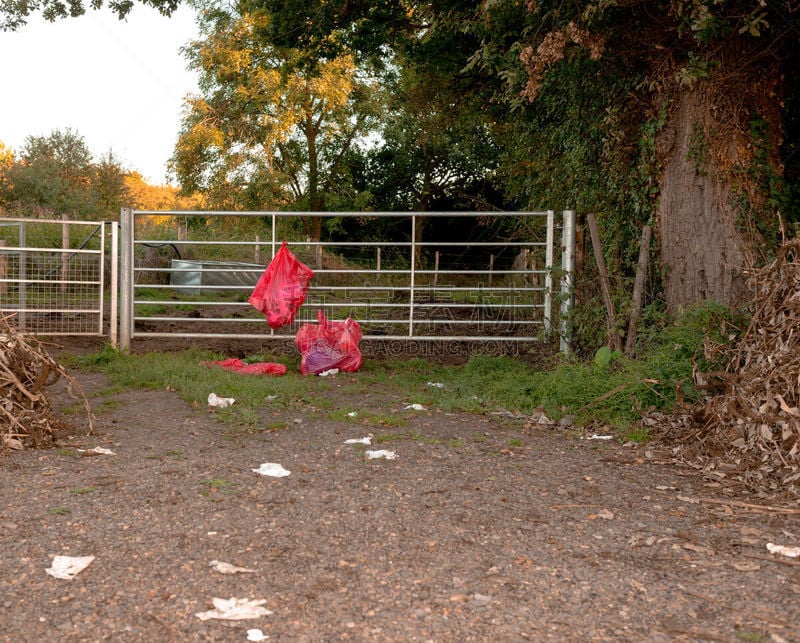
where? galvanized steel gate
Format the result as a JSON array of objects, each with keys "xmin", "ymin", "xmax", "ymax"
[
  {"xmin": 0, "ymin": 217, "xmax": 116, "ymax": 339},
  {"xmin": 119, "ymin": 209, "xmax": 576, "ymax": 351}
]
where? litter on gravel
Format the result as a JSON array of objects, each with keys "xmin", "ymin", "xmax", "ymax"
[
  {"xmin": 344, "ymin": 436, "xmax": 372, "ymax": 445},
  {"xmin": 209, "ymin": 560, "xmax": 257, "ymax": 574},
  {"xmin": 247, "ymin": 629, "xmax": 269, "ymax": 641},
  {"xmin": 77, "ymin": 446, "xmax": 116, "ymax": 455},
  {"xmin": 404, "ymin": 404, "xmax": 426, "ymax": 411},
  {"xmin": 207, "ymin": 393, "xmax": 235, "ymax": 408},
  {"xmin": 194, "ymin": 597, "xmax": 273, "ymax": 621},
  {"xmin": 252, "ymin": 463, "xmax": 291, "ymax": 477},
  {"xmin": 45, "ymin": 555, "xmax": 95, "ymax": 580},
  {"xmin": 766, "ymin": 542, "xmax": 800, "ymax": 558},
  {"xmin": 366, "ymin": 449, "xmax": 397, "ymax": 460}
]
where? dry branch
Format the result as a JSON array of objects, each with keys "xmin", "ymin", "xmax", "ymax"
[
  {"xmin": 692, "ymin": 240, "xmax": 800, "ymax": 494},
  {"xmin": 0, "ymin": 311, "xmax": 93, "ymax": 451}
]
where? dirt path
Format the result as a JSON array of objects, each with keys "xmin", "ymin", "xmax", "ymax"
[{"xmin": 1, "ymin": 361, "xmax": 799, "ymax": 641}]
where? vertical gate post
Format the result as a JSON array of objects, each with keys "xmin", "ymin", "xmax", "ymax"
[
  {"xmin": 560, "ymin": 209, "xmax": 577, "ymax": 353},
  {"xmin": 18, "ymin": 221, "xmax": 26, "ymax": 331},
  {"xmin": 110, "ymin": 221, "xmax": 119, "ymax": 348},
  {"xmin": 409, "ymin": 214, "xmax": 416, "ymax": 337},
  {"xmin": 119, "ymin": 208, "xmax": 133, "ymax": 351},
  {"xmin": 544, "ymin": 210, "xmax": 554, "ymax": 333}
]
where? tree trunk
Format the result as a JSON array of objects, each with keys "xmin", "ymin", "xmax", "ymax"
[{"xmin": 656, "ymin": 87, "xmax": 752, "ymax": 311}]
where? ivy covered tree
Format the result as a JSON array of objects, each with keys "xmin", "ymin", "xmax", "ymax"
[{"xmin": 262, "ymin": 0, "xmax": 800, "ymax": 313}]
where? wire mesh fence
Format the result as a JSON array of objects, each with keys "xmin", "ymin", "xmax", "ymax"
[{"xmin": 0, "ymin": 218, "xmax": 112, "ymax": 336}]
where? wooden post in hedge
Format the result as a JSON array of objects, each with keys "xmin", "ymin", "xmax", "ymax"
[{"xmin": 586, "ymin": 213, "xmax": 621, "ymax": 352}]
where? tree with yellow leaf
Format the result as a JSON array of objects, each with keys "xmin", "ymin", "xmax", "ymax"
[
  {"xmin": 171, "ymin": 3, "xmax": 383, "ymax": 242},
  {"xmin": 124, "ymin": 171, "xmax": 205, "ymax": 211},
  {"xmin": 0, "ymin": 141, "xmax": 14, "ymax": 207}
]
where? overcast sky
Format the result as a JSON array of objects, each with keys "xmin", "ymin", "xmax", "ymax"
[{"xmin": 0, "ymin": 6, "xmax": 199, "ymax": 185}]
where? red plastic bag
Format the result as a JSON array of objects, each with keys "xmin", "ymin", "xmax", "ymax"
[
  {"xmin": 202, "ymin": 358, "xmax": 287, "ymax": 376},
  {"xmin": 249, "ymin": 242, "xmax": 314, "ymax": 329},
  {"xmin": 295, "ymin": 310, "xmax": 363, "ymax": 375}
]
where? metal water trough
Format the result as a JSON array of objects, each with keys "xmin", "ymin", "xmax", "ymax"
[{"xmin": 169, "ymin": 259, "xmax": 264, "ymax": 295}]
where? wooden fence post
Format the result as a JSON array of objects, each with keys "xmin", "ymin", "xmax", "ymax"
[{"xmin": 586, "ymin": 213, "xmax": 621, "ymax": 351}]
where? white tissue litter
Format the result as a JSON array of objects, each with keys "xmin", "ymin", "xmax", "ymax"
[
  {"xmin": 344, "ymin": 436, "xmax": 372, "ymax": 445},
  {"xmin": 426, "ymin": 382, "xmax": 444, "ymax": 388},
  {"xmin": 318, "ymin": 368, "xmax": 339, "ymax": 377},
  {"xmin": 77, "ymin": 446, "xmax": 116, "ymax": 455},
  {"xmin": 208, "ymin": 393, "xmax": 235, "ymax": 408},
  {"xmin": 252, "ymin": 463, "xmax": 291, "ymax": 477},
  {"xmin": 209, "ymin": 560, "xmax": 257, "ymax": 574},
  {"xmin": 195, "ymin": 597, "xmax": 273, "ymax": 621},
  {"xmin": 766, "ymin": 543, "xmax": 800, "ymax": 558},
  {"xmin": 45, "ymin": 555, "xmax": 95, "ymax": 580},
  {"xmin": 404, "ymin": 403, "xmax": 426, "ymax": 411},
  {"xmin": 247, "ymin": 629, "xmax": 269, "ymax": 641},
  {"xmin": 366, "ymin": 449, "xmax": 397, "ymax": 460}
]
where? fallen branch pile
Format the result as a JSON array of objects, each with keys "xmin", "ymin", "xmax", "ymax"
[
  {"xmin": 0, "ymin": 311, "xmax": 93, "ymax": 451},
  {"xmin": 696, "ymin": 240, "xmax": 800, "ymax": 493}
]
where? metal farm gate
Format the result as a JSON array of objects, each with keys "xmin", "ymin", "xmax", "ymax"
[
  {"xmin": 119, "ymin": 209, "xmax": 577, "ymax": 351},
  {"xmin": 0, "ymin": 217, "xmax": 116, "ymax": 339}
]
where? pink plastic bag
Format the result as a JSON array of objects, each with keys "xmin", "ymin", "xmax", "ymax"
[
  {"xmin": 202, "ymin": 358, "xmax": 287, "ymax": 376},
  {"xmin": 249, "ymin": 242, "xmax": 314, "ymax": 329},
  {"xmin": 295, "ymin": 310, "xmax": 363, "ymax": 375}
]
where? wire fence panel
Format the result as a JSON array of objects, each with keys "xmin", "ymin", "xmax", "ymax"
[
  {"xmin": 0, "ymin": 218, "xmax": 112, "ymax": 336},
  {"xmin": 120, "ymin": 210, "xmax": 571, "ymax": 349}
]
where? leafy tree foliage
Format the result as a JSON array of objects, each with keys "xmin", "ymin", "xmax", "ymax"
[
  {"xmin": 171, "ymin": 1, "xmax": 384, "ymax": 242},
  {"xmin": 0, "ymin": 129, "xmax": 129, "ymax": 219},
  {"xmin": 0, "ymin": 0, "xmax": 179, "ymax": 30},
  {"xmin": 124, "ymin": 171, "xmax": 204, "ymax": 210}
]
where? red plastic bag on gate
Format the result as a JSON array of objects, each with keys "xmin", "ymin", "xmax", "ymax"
[
  {"xmin": 295, "ymin": 310, "xmax": 363, "ymax": 375},
  {"xmin": 249, "ymin": 242, "xmax": 314, "ymax": 329}
]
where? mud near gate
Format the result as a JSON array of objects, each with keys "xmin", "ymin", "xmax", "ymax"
[{"xmin": 1, "ymin": 347, "xmax": 799, "ymax": 641}]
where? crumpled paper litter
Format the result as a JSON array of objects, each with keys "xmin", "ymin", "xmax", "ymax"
[
  {"xmin": 209, "ymin": 560, "xmax": 257, "ymax": 574},
  {"xmin": 77, "ymin": 446, "xmax": 116, "ymax": 455},
  {"xmin": 252, "ymin": 463, "xmax": 291, "ymax": 477},
  {"xmin": 195, "ymin": 597, "xmax": 273, "ymax": 621},
  {"xmin": 366, "ymin": 449, "xmax": 397, "ymax": 460},
  {"xmin": 208, "ymin": 393, "xmax": 235, "ymax": 408},
  {"xmin": 45, "ymin": 555, "xmax": 95, "ymax": 580},
  {"xmin": 344, "ymin": 436, "xmax": 372, "ymax": 445},
  {"xmin": 766, "ymin": 542, "xmax": 800, "ymax": 558}
]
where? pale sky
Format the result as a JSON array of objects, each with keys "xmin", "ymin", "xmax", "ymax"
[{"xmin": 0, "ymin": 6, "xmax": 199, "ymax": 185}]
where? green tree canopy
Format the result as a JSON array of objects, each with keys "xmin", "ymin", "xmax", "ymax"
[
  {"xmin": 1, "ymin": 129, "xmax": 129, "ymax": 219},
  {"xmin": 171, "ymin": 2, "xmax": 384, "ymax": 229}
]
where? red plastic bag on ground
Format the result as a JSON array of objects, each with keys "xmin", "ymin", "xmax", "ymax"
[
  {"xmin": 295, "ymin": 310, "xmax": 363, "ymax": 375},
  {"xmin": 249, "ymin": 242, "xmax": 314, "ymax": 329},
  {"xmin": 202, "ymin": 358, "xmax": 287, "ymax": 376}
]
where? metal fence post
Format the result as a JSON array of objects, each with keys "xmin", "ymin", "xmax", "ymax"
[
  {"xmin": 110, "ymin": 221, "xmax": 119, "ymax": 348},
  {"xmin": 119, "ymin": 208, "xmax": 133, "ymax": 351},
  {"xmin": 409, "ymin": 214, "xmax": 416, "ymax": 337},
  {"xmin": 560, "ymin": 209, "xmax": 576, "ymax": 353},
  {"xmin": 18, "ymin": 221, "xmax": 26, "ymax": 331},
  {"xmin": 544, "ymin": 209, "xmax": 554, "ymax": 333}
]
